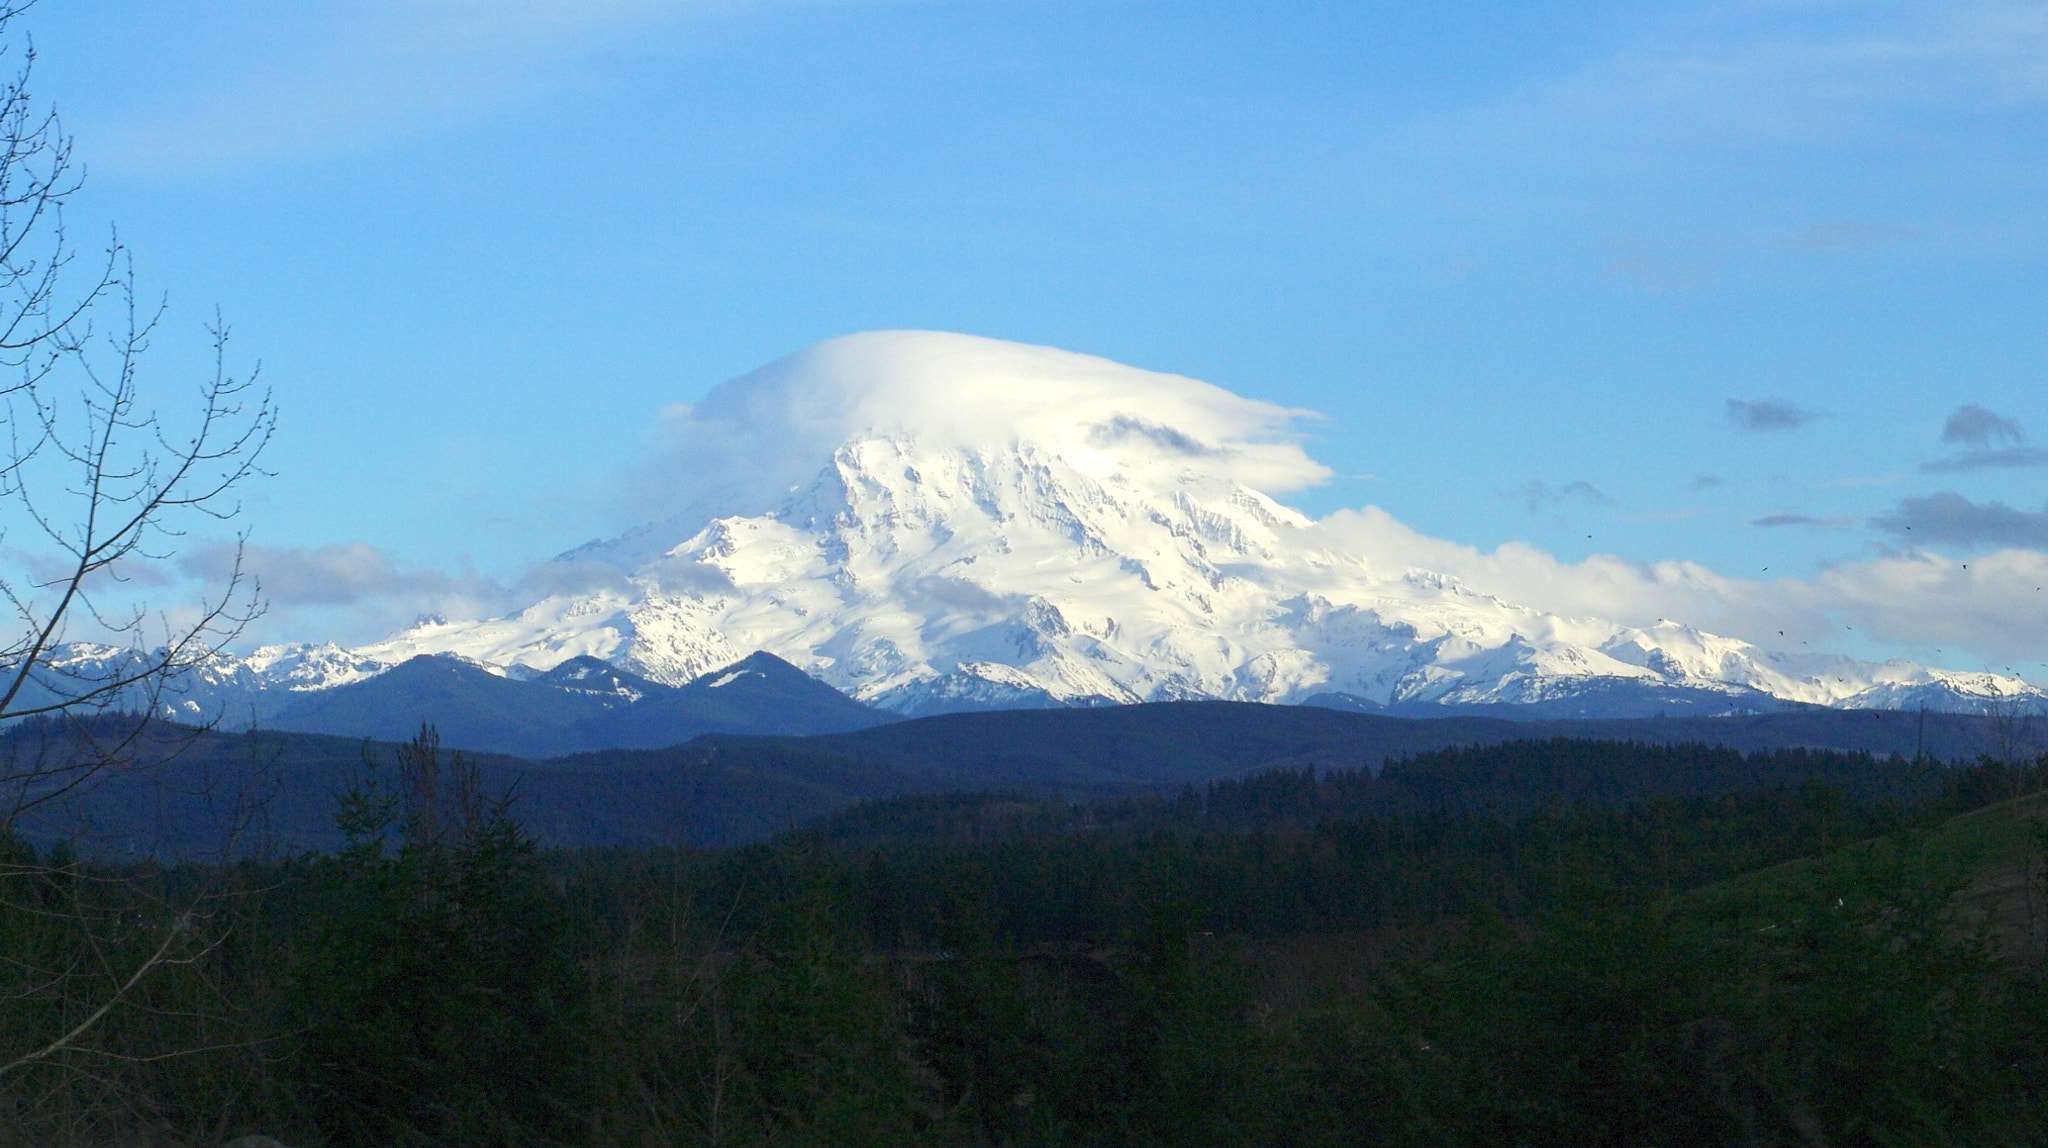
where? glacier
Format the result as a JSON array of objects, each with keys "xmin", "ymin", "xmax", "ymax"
[{"xmin": 41, "ymin": 330, "xmax": 2046, "ymax": 722}]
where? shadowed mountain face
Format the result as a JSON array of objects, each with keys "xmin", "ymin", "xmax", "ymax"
[{"xmin": 265, "ymin": 650, "xmax": 894, "ymax": 757}]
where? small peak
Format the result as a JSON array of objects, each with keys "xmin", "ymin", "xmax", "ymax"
[
  {"xmin": 388, "ymin": 652, "xmax": 500, "ymax": 678},
  {"xmin": 723, "ymin": 650, "xmax": 808, "ymax": 678},
  {"xmin": 538, "ymin": 654, "xmax": 617, "ymax": 682},
  {"xmin": 682, "ymin": 650, "xmax": 827, "ymax": 692}
]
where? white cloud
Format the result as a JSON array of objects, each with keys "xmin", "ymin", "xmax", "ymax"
[
  {"xmin": 622, "ymin": 329, "xmax": 1329, "ymax": 524},
  {"xmin": 1312, "ymin": 504, "xmax": 2048, "ymax": 669},
  {"xmin": 1815, "ymin": 547, "xmax": 2048, "ymax": 664},
  {"xmin": 179, "ymin": 539, "xmax": 633, "ymax": 646},
  {"xmin": 1313, "ymin": 505, "xmax": 1831, "ymax": 642}
]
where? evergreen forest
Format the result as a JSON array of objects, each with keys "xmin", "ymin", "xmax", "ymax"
[{"xmin": 3, "ymin": 729, "xmax": 2045, "ymax": 1146}]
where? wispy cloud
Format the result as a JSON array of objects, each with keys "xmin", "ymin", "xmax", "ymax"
[
  {"xmin": 1750, "ymin": 513, "xmax": 1853, "ymax": 528},
  {"xmin": 1921, "ymin": 404, "xmax": 2044, "ymax": 471},
  {"xmin": 1620, "ymin": 508, "xmax": 1721, "ymax": 523},
  {"xmin": 88, "ymin": 0, "xmax": 708, "ymax": 169},
  {"xmin": 1393, "ymin": 0, "xmax": 2048, "ymax": 200},
  {"xmin": 1513, "ymin": 479, "xmax": 1610, "ymax": 515},
  {"xmin": 179, "ymin": 540, "xmax": 637, "ymax": 645},
  {"xmin": 181, "ymin": 541, "xmax": 460, "ymax": 606},
  {"xmin": 1921, "ymin": 446, "xmax": 2048, "ymax": 473},
  {"xmin": 1869, "ymin": 491, "xmax": 2048, "ymax": 549},
  {"xmin": 1726, "ymin": 398, "xmax": 1825, "ymax": 432},
  {"xmin": 1942, "ymin": 403, "xmax": 2023, "ymax": 447}
]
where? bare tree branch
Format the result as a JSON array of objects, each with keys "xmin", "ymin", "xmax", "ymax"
[
  {"xmin": 0, "ymin": 911, "xmax": 209, "ymax": 1077},
  {"xmin": 0, "ymin": 3, "xmax": 276, "ymax": 1108}
]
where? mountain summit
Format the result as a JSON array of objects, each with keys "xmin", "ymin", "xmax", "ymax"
[{"xmin": 164, "ymin": 332, "xmax": 2046, "ymax": 717}]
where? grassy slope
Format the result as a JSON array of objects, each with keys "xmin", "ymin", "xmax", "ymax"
[{"xmin": 1682, "ymin": 787, "xmax": 2048, "ymax": 968}]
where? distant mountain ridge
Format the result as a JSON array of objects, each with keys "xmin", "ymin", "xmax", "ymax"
[
  {"xmin": 263, "ymin": 649, "xmax": 894, "ymax": 756},
  {"xmin": 33, "ymin": 332, "xmax": 2046, "ymax": 723}
]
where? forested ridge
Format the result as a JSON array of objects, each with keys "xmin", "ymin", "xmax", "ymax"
[
  {"xmin": 9, "ymin": 704, "xmax": 2024, "ymax": 856},
  {"xmin": 3, "ymin": 733, "xmax": 2045, "ymax": 1146}
]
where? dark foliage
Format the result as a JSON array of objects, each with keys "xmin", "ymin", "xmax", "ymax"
[
  {"xmin": 3, "ymin": 736, "xmax": 2044, "ymax": 1145},
  {"xmin": 284, "ymin": 728, "xmax": 585, "ymax": 1146}
]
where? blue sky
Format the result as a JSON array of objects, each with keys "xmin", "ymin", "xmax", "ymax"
[{"xmin": 21, "ymin": 0, "xmax": 2048, "ymax": 677}]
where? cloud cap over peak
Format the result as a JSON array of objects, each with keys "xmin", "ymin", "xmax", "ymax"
[{"xmin": 629, "ymin": 330, "xmax": 1331, "ymax": 521}]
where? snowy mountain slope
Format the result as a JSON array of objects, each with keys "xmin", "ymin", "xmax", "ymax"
[{"xmin": 40, "ymin": 331, "xmax": 2046, "ymax": 721}]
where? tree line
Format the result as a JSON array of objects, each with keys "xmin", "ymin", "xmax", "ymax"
[{"xmin": 2, "ymin": 729, "xmax": 2044, "ymax": 1145}]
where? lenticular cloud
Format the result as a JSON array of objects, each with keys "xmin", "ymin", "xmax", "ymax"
[{"xmin": 627, "ymin": 330, "xmax": 1330, "ymax": 526}]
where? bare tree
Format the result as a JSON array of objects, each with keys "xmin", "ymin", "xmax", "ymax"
[
  {"xmin": 0, "ymin": 5, "xmax": 275, "ymax": 1130},
  {"xmin": 1969, "ymin": 681, "xmax": 2045, "ymax": 804},
  {"xmin": 0, "ymin": 10, "xmax": 272, "ymax": 835}
]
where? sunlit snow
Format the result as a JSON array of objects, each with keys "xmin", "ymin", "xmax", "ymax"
[{"xmin": 85, "ymin": 332, "xmax": 2045, "ymax": 718}]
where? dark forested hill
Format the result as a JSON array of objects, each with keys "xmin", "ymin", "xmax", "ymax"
[
  {"xmin": 4, "ymin": 719, "xmax": 915, "ymax": 855},
  {"xmin": 9, "ymin": 702, "xmax": 2029, "ymax": 855},
  {"xmin": 714, "ymin": 700, "xmax": 2012, "ymax": 795},
  {"xmin": 797, "ymin": 738, "xmax": 1954, "ymax": 848}
]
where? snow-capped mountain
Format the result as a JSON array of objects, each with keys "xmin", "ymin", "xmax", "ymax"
[{"xmin": 43, "ymin": 331, "xmax": 2048, "ymax": 721}]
